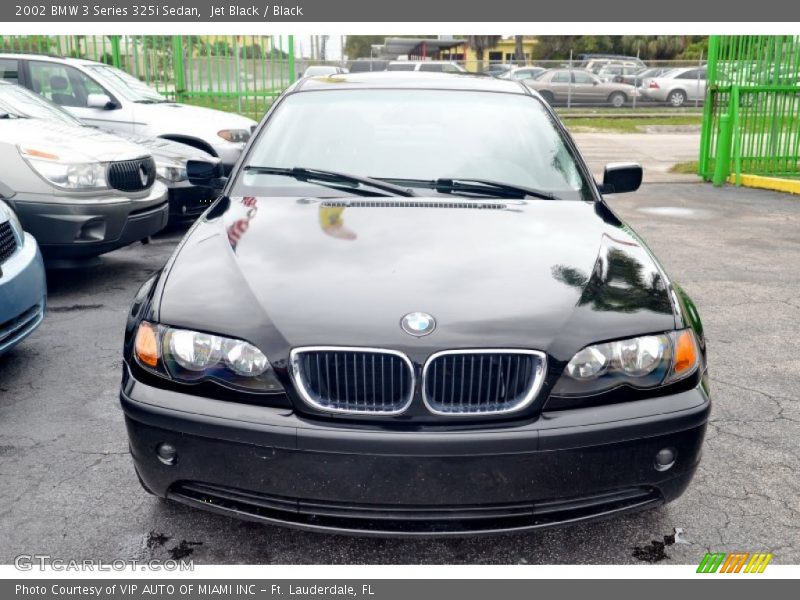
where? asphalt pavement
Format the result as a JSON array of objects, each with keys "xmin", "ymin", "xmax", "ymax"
[{"xmin": 1, "ymin": 181, "xmax": 798, "ymax": 565}]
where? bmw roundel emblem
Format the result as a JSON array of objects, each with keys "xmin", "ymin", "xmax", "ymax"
[{"xmin": 401, "ymin": 312, "xmax": 436, "ymax": 337}]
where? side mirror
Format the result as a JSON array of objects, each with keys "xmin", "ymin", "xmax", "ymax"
[
  {"xmin": 87, "ymin": 93, "xmax": 116, "ymax": 110},
  {"xmin": 599, "ymin": 162, "xmax": 642, "ymax": 194},
  {"xmin": 187, "ymin": 158, "xmax": 227, "ymax": 189}
]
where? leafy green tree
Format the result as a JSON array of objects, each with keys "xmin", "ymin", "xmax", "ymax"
[{"xmin": 467, "ymin": 35, "xmax": 502, "ymax": 71}]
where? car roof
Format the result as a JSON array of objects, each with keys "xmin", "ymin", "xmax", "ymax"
[
  {"xmin": 293, "ymin": 72, "xmax": 528, "ymax": 94},
  {"xmin": 0, "ymin": 53, "xmax": 102, "ymax": 67}
]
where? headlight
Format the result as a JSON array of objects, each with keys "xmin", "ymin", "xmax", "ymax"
[
  {"xmin": 155, "ymin": 160, "xmax": 188, "ymax": 182},
  {"xmin": 19, "ymin": 147, "xmax": 108, "ymax": 191},
  {"xmin": 217, "ymin": 129, "xmax": 250, "ymax": 143},
  {"xmin": 552, "ymin": 329, "xmax": 700, "ymax": 397},
  {"xmin": 133, "ymin": 321, "xmax": 283, "ymax": 393}
]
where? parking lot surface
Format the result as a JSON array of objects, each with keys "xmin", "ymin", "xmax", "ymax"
[{"xmin": 1, "ymin": 182, "xmax": 798, "ymax": 565}]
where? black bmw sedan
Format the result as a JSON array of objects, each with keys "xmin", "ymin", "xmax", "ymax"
[{"xmin": 121, "ymin": 73, "xmax": 709, "ymax": 536}]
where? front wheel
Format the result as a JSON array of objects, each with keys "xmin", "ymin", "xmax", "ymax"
[
  {"xmin": 608, "ymin": 92, "xmax": 627, "ymax": 108},
  {"xmin": 667, "ymin": 89, "xmax": 687, "ymax": 107}
]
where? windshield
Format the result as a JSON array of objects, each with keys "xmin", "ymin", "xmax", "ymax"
[
  {"xmin": 84, "ymin": 64, "xmax": 167, "ymax": 103},
  {"xmin": 0, "ymin": 84, "xmax": 83, "ymax": 124},
  {"xmin": 238, "ymin": 89, "xmax": 592, "ymax": 200}
]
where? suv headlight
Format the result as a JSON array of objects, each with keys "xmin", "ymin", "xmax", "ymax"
[
  {"xmin": 19, "ymin": 147, "xmax": 108, "ymax": 191},
  {"xmin": 217, "ymin": 129, "xmax": 250, "ymax": 143},
  {"xmin": 552, "ymin": 329, "xmax": 701, "ymax": 397},
  {"xmin": 133, "ymin": 321, "xmax": 283, "ymax": 393},
  {"xmin": 155, "ymin": 159, "xmax": 188, "ymax": 182}
]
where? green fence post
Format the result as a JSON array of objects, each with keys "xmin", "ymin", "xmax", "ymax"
[
  {"xmin": 110, "ymin": 35, "xmax": 122, "ymax": 68},
  {"xmin": 172, "ymin": 35, "xmax": 186, "ymax": 102},
  {"xmin": 288, "ymin": 35, "xmax": 296, "ymax": 84},
  {"xmin": 713, "ymin": 112, "xmax": 733, "ymax": 186},
  {"xmin": 698, "ymin": 35, "xmax": 720, "ymax": 179}
]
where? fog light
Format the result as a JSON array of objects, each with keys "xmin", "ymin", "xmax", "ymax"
[
  {"xmin": 654, "ymin": 447, "xmax": 676, "ymax": 471},
  {"xmin": 156, "ymin": 442, "xmax": 177, "ymax": 466}
]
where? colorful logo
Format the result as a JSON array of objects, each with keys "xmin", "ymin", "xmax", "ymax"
[{"xmin": 697, "ymin": 552, "xmax": 773, "ymax": 573}]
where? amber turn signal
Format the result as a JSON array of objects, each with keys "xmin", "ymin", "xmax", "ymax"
[
  {"xmin": 673, "ymin": 330, "xmax": 698, "ymax": 375},
  {"xmin": 134, "ymin": 322, "xmax": 160, "ymax": 368}
]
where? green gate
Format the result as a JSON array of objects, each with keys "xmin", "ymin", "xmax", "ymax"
[
  {"xmin": 699, "ymin": 35, "xmax": 800, "ymax": 184},
  {"xmin": 0, "ymin": 35, "xmax": 296, "ymax": 121}
]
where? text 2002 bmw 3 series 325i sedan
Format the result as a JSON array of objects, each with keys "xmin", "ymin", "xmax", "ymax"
[{"xmin": 120, "ymin": 73, "xmax": 709, "ymax": 536}]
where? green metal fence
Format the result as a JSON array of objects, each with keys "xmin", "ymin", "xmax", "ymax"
[
  {"xmin": 699, "ymin": 35, "xmax": 800, "ymax": 184},
  {"xmin": 0, "ymin": 35, "xmax": 296, "ymax": 120}
]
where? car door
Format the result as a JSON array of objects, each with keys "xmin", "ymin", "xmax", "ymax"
[
  {"xmin": 571, "ymin": 70, "xmax": 600, "ymax": 103},
  {"xmin": 25, "ymin": 60, "xmax": 137, "ymax": 134},
  {"xmin": 675, "ymin": 68, "xmax": 705, "ymax": 101},
  {"xmin": 549, "ymin": 71, "xmax": 572, "ymax": 102}
]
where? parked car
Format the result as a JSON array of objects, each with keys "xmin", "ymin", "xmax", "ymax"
[
  {"xmin": 0, "ymin": 194, "xmax": 46, "ymax": 355},
  {"xmin": 301, "ymin": 65, "xmax": 348, "ymax": 78},
  {"xmin": 122, "ymin": 72, "xmax": 709, "ymax": 536},
  {"xmin": 621, "ymin": 66, "xmax": 674, "ymax": 87},
  {"xmin": 498, "ymin": 66, "xmax": 546, "ymax": 81},
  {"xmin": 639, "ymin": 67, "xmax": 708, "ymax": 107},
  {"xmin": 386, "ymin": 61, "xmax": 466, "ymax": 73},
  {"xmin": 0, "ymin": 107, "xmax": 168, "ymax": 260},
  {"xmin": 348, "ymin": 59, "xmax": 389, "ymax": 73},
  {"xmin": 0, "ymin": 53, "xmax": 257, "ymax": 171},
  {"xmin": 0, "ymin": 81, "xmax": 219, "ymax": 221},
  {"xmin": 596, "ymin": 64, "xmax": 642, "ymax": 83},
  {"xmin": 525, "ymin": 68, "xmax": 639, "ymax": 107},
  {"xmin": 482, "ymin": 63, "xmax": 514, "ymax": 77},
  {"xmin": 581, "ymin": 55, "xmax": 646, "ymax": 74}
]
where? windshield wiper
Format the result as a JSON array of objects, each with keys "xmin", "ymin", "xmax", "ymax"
[
  {"xmin": 242, "ymin": 166, "xmax": 417, "ymax": 197},
  {"xmin": 376, "ymin": 177, "xmax": 559, "ymax": 200}
]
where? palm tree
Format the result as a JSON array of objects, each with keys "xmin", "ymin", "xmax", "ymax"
[
  {"xmin": 514, "ymin": 35, "xmax": 525, "ymax": 66},
  {"xmin": 467, "ymin": 35, "xmax": 502, "ymax": 72}
]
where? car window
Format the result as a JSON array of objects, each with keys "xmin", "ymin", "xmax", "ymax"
[
  {"xmin": 676, "ymin": 69, "xmax": 699, "ymax": 80},
  {"xmin": 572, "ymin": 71, "xmax": 595, "ymax": 84},
  {"xmin": 240, "ymin": 89, "xmax": 593, "ymax": 200},
  {"xmin": 0, "ymin": 82, "xmax": 84, "ymax": 124},
  {"xmin": 28, "ymin": 61, "xmax": 106, "ymax": 108},
  {"xmin": 441, "ymin": 63, "xmax": 462, "ymax": 73},
  {"xmin": 419, "ymin": 63, "xmax": 444, "ymax": 72},
  {"xmin": 0, "ymin": 58, "xmax": 19, "ymax": 83},
  {"xmin": 387, "ymin": 63, "xmax": 416, "ymax": 71},
  {"xmin": 84, "ymin": 64, "xmax": 167, "ymax": 103},
  {"xmin": 552, "ymin": 71, "xmax": 570, "ymax": 83}
]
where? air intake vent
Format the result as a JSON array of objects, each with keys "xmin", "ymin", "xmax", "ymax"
[
  {"xmin": 320, "ymin": 200, "xmax": 506, "ymax": 210},
  {"xmin": 0, "ymin": 221, "xmax": 18, "ymax": 265}
]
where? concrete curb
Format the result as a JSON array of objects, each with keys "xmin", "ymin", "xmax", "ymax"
[{"xmin": 728, "ymin": 173, "xmax": 800, "ymax": 195}]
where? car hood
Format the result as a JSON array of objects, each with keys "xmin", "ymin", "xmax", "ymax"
[
  {"xmin": 134, "ymin": 102, "xmax": 257, "ymax": 131},
  {"xmin": 0, "ymin": 118, "xmax": 148, "ymax": 162},
  {"xmin": 157, "ymin": 196, "xmax": 677, "ymax": 364}
]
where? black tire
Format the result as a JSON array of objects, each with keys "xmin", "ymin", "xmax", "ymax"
[
  {"xmin": 608, "ymin": 92, "xmax": 627, "ymax": 108},
  {"xmin": 539, "ymin": 91, "xmax": 555, "ymax": 105},
  {"xmin": 667, "ymin": 89, "xmax": 687, "ymax": 107}
]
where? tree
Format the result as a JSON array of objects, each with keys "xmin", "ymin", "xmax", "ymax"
[
  {"xmin": 344, "ymin": 36, "xmax": 386, "ymax": 60},
  {"xmin": 467, "ymin": 35, "xmax": 501, "ymax": 72},
  {"xmin": 514, "ymin": 35, "xmax": 525, "ymax": 65}
]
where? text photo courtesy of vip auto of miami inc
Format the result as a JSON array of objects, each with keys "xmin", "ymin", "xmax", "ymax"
[{"xmin": 0, "ymin": 10, "xmax": 798, "ymax": 590}]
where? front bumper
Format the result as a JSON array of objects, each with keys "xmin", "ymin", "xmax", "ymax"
[
  {"xmin": 121, "ymin": 372, "xmax": 710, "ymax": 536},
  {"xmin": 10, "ymin": 184, "xmax": 169, "ymax": 259},
  {"xmin": 0, "ymin": 232, "xmax": 46, "ymax": 355},
  {"xmin": 164, "ymin": 180, "xmax": 219, "ymax": 220}
]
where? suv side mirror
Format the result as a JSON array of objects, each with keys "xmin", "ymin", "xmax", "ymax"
[
  {"xmin": 187, "ymin": 158, "xmax": 227, "ymax": 189},
  {"xmin": 599, "ymin": 162, "xmax": 643, "ymax": 194},
  {"xmin": 87, "ymin": 93, "xmax": 116, "ymax": 110}
]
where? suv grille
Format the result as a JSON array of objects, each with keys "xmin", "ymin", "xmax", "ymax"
[
  {"xmin": 423, "ymin": 350, "xmax": 546, "ymax": 415},
  {"xmin": 107, "ymin": 157, "xmax": 156, "ymax": 192},
  {"xmin": 0, "ymin": 221, "xmax": 18, "ymax": 265},
  {"xmin": 290, "ymin": 347, "xmax": 415, "ymax": 415}
]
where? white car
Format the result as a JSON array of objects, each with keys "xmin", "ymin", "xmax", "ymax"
[
  {"xmin": 639, "ymin": 67, "xmax": 708, "ymax": 107},
  {"xmin": 0, "ymin": 53, "xmax": 257, "ymax": 170},
  {"xmin": 301, "ymin": 65, "xmax": 348, "ymax": 77},
  {"xmin": 386, "ymin": 61, "xmax": 466, "ymax": 73}
]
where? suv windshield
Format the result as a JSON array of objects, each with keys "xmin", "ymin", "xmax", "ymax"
[
  {"xmin": 84, "ymin": 64, "xmax": 168, "ymax": 103},
  {"xmin": 239, "ymin": 89, "xmax": 593, "ymax": 200},
  {"xmin": 0, "ymin": 83, "xmax": 83, "ymax": 124}
]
